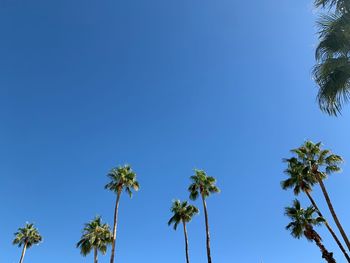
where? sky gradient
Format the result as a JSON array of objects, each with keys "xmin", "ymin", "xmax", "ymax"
[{"xmin": 1, "ymin": 0, "xmax": 350, "ymax": 262}]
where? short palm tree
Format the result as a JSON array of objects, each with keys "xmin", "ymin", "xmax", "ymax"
[
  {"xmin": 282, "ymin": 157, "xmax": 350, "ymax": 262},
  {"xmin": 105, "ymin": 164, "xmax": 139, "ymax": 263},
  {"xmin": 313, "ymin": 0, "xmax": 350, "ymax": 115},
  {"xmin": 188, "ymin": 169, "xmax": 220, "ymax": 263},
  {"xmin": 285, "ymin": 199, "xmax": 336, "ymax": 263},
  {"xmin": 13, "ymin": 223, "xmax": 42, "ymax": 263},
  {"xmin": 290, "ymin": 141, "xmax": 350, "ymax": 251},
  {"xmin": 168, "ymin": 200, "xmax": 199, "ymax": 263},
  {"xmin": 76, "ymin": 216, "xmax": 113, "ymax": 263}
]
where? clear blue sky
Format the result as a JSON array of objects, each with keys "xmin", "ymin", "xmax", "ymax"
[{"xmin": 1, "ymin": 0, "xmax": 350, "ymax": 262}]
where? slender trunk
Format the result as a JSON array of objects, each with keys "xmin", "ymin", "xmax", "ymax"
[
  {"xmin": 305, "ymin": 191, "xmax": 350, "ymax": 262},
  {"xmin": 110, "ymin": 190, "xmax": 121, "ymax": 263},
  {"xmin": 183, "ymin": 222, "xmax": 190, "ymax": 263},
  {"xmin": 202, "ymin": 195, "xmax": 212, "ymax": 263},
  {"xmin": 94, "ymin": 247, "xmax": 98, "ymax": 263},
  {"xmin": 316, "ymin": 173, "xmax": 350, "ymax": 251},
  {"xmin": 19, "ymin": 243, "xmax": 27, "ymax": 263}
]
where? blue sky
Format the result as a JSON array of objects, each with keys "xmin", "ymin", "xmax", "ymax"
[{"xmin": 1, "ymin": 0, "xmax": 350, "ymax": 262}]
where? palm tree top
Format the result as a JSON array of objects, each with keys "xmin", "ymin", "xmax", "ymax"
[
  {"xmin": 188, "ymin": 169, "xmax": 220, "ymax": 200},
  {"xmin": 168, "ymin": 200, "xmax": 199, "ymax": 230},
  {"xmin": 281, "ymin": 157, "xmax": 317, "ymax": 195},
  {"xmin": 291, "ymin": 141, "xmax": 343, "ymax": 177},
  {"xmin": 285, "ymin": 199, "xmax": 325, "ymax": 240},
  {"xmin": 13, "ymin": 223, "xmax": 42, "ymax": 248},
  {"xmin": 105, "ymin": 164, "xmax": 140, "ymax": 197},
  {"xmin": 76, "ymin": 216, "xmax": 112, "ymax": 256}
]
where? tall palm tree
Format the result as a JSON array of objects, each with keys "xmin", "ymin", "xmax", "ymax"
[
  {"xmin": 13, "ymin": 223, "xmax": 42, "ymax": 263},
  {"xmin": 188, "ymin": 169, "xmax": 220, "ymax": 263},
  {"xmin": 313, "ymin": 0, "xmax": 350, "ymax": 115},
  {"xmin": 76, "ymin": 216, "xmax": 113, "ymax": 263},
  {"xmin": 105, "ymin": 164, "xmax": 139, "ymax": 263},
  {"xmin": 282, "ymin": 157, "xmax": 350, "ymax": 262},
  {"xmin": 285, "ymin": 199, "xmax": 336, "ymax": 263},
  {"xmin": 290, "ymin": 141, "xmax": 350, "ymax": 251},
  {"xmin": 168, "ymin": 200, "xmax": 199, "ymax": 263}
]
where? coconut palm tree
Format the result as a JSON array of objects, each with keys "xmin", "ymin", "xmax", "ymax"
[
  {"xmin": 105, "ymin": 164, "xmax": 139, "ymax": 263},
  {"xmin": 290, "ymin": 141, "xmax": 350, "ymax": 251},
  {"xmin": 282, "ymin": 157, "xmax": 350, "ymax": 262},
  {"xmin": 76, "ymin": 216, "xmax": 113, "ymax": 263},
  {"xmin": 313, "ymin": 0, "xmax": 350, "ymax": 115},
  {"xmin": 285, "ymin": 199, "xmax": 336, "ymax": 263},
  {"xmin": 13, "ymin": 223, "xmax": 42, "ymax": 263},
  {"xmin": 168, "ymin": 200, "xmax": 199, "ymax": 263},
  {"xmin": 188, "ymin": 169, "xmax": 220, "ymax": 263}
]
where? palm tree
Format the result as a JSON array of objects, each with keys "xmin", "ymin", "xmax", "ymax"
[
  {"xmin": 76, "ymin": 216, "xmax": 113, "ymax": 263},
  {"xmin": 168, "ymin": 200, "xmax": 199, "ymax": 263},
  {"xmin": 105, "ymin": 164, "xmax": 139, "ymax": 263},
  {"xmin": 313, "ymin": 0, "xmax": 350, "ymax": 115},
  {"xmin": 282, "ymin": 157, "xmax": 350, "ymax": 262},
  {"xmin": 188, "ymin": 169, "xmax": 220, "ymax": 263},
  {"xmin": 290, "ymin": 141, "xmax": 350, "ymax": 251},
  {"xmin": 285, "ymin": 199, "xmax": 336, "ymax": 263},
  {"xmin": 13, "ymin": 223, "xmax": 42, "ymax": 263}
]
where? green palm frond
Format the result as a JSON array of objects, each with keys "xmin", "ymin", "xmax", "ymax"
[
  {"xmin": 13, "ymin": 223, "xmax": 42, "ymax": 249},
  {"xmin": 285, "ymin": 199, "xmax": 325, "ymax": 241},
  {"xmin": 105, "ymin": 164, "xmax": 140, "ymax": 198},
  {"xmin": 76, "ymin": 216, "xmax": 112, "ymax": 256},
  {"xmin": 168, "ymin": 200, "xmax": 199, "ymax": 231},
  {"xmin": 188, "ymin": 170, "xmax": 220, "ymax": 200}
]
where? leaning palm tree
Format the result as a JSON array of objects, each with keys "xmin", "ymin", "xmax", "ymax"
[
  {"xmin": 285, "ymin": 199, "xmax": 336, "ymax": 263},
  {"xmin": 105, "ymin": 164, "xmax": 139, "ymax": 263},
  {"xmin": 168, "ymin": 200, "xmax": 199, "ymax": 263},
  {"xmin": 13, "ymin": 223, "xmax": 42, "ymax": 263},
  {"xmin": 282, "ymin": 157, "xmax": 350, "ymax": 262},
  {"xmin": 76, "ymin": 216, "xmax": 113, "ymax": 263},
  {"xmin": 313, "ymin": 0, "xmax": 350, "ymax": 115},
  {"xmin": 188, "ymin": 169, "xmax": 220, "ymax": 263},
  {"xmin": 290, "ymin": 141, "xmax": 350, "ymax": 251}
]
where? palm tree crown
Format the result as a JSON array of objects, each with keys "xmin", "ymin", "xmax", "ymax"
[
  {"xmin": 281, "ymin": 157, "xmax": 317, "ymax": 195},
  {"xmin": 188, "ymin": 170, "xmax": 220, "ymax": 200},
  {"xmin": 285, "ymin": 199, "xmax": 325, "ymax": 240},
  {"xmin": 105, "ymin": 165, "xmax": 140, "ymax": 197},
  {"xmin": 76, "ymin": 216, "xmax": 112, "ymax": 256},
  {"xmin": 13, "ymin": 223, "xmax": 42, "ymax": 248},
  {"xmin": 291, "ymin": 141, "xmax": 343, "ymax": 178},
  {"xmin": 168, "ymin": 200, "xmax": 199, "ymax": 230}
]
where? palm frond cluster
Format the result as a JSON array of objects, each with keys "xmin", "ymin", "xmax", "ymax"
[{"xmin": 313, "ymin": 0, "xmax": 350, "ymax": 115}]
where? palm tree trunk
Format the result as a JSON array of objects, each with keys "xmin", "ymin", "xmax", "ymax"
[
  {"xmin": 94, "ymin": 247, "xmax": 98, "ymax": 263},
  {"xmin": 110, "ymin": 191, "xmax": 121, "ymax": 263},
  {"xmin": 313, "ymin": 232, "xmax": 337, "ymax": 263},
  {"xmin": 19, "ymin": 243, "xmax": 27, "ymax": 263},
  {"xmin": 305, "ymin": 191, "xmax": 350, "ymax": 262},
  {"xmin": 316, "ymin": 173, "xmax": 350, "ymax": 251},
  {"xmin": 183, "ymin": 222, "xmax": 190, "ymax": 263},
  {"xmin": 202, "ymin": 195, "xmax": 212, "ymax": 263}
]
